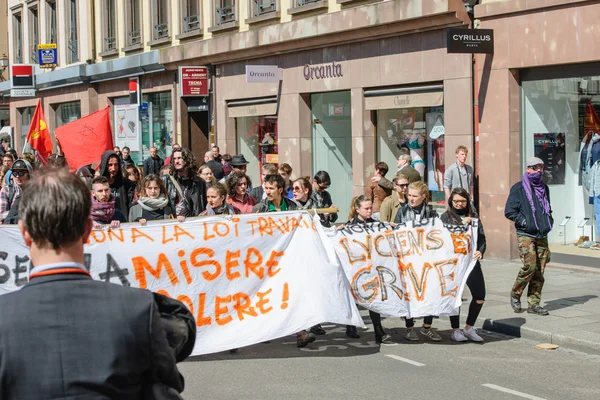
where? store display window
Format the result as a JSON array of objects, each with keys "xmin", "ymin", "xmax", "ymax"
[{"xmin": 236, "ymin": 115, "xmax": 278, "ymax": 185}]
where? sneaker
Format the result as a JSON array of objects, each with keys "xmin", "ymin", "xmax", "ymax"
[
  {"xmin": 296, "ymin": 331, "xmax": 316, "ymax": 348},
  {"xmin": 591, "ymin": 244, "xmax": 600, "ymax": 250},
  {"xmin": 420, "ymin": 327, "xmax": 442, "ymax": 342},
  {"xmin": 527, "ymin": 305, "xmax": 549, "ymax": 315},
  {"xmin": 404, "ymin": 328, "xmax": 420, "ymax": 341},
  {"xmin": 346, "ymin": 325, "xmax": 360, "ymax": 339},
  {"xmin": 450, "ymin": 330, "xmax": 468, "ymax": 342},
  {"xmin": 310, "ymin": 324, "xmax": 327, "ymax": 335},
  {"xmin": 463, "ymin": 327, "xmax": 484, "ymax": 342},
  {"xmin": 579, "ymin": 240, "xmax": 595, "ymax": 249}
]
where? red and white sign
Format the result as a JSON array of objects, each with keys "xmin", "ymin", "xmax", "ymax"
[
  {"xmin": 180, "ymin": 66, "xmax": 209, "ymax": 97},
  {"xmin": 11, "ymin": 64, "xmax": 35, "ymax": 88}
]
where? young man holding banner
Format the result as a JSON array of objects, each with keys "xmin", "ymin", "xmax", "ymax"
[{"xmin": 0, "ymin": 168, "xmax": 188, "ymax": 399}]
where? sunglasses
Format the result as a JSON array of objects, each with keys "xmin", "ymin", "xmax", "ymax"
[
  {"xmin": 452, "ymin": 199, "xmax": 468, "ymax": 205},
  {"xmin": 530, "ymin": 165, "xmax": 544, "ymax": 171},
  {"xmin": 396, "ymin": 183, "xmax": 409, "ymax": 188},
  {"xmin": 292, "ymin": 186, "xmax": 303, "ymax": 192},
  {"xmin": 12, "ymin": 171, "xmax": 27, "ymax": 177}
]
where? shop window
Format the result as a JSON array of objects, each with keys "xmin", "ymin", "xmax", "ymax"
[
  {"xmin": 66, "ymin": 0, "xmax": 78, "ymax": 63},
  {"xmin": 46, "ymin": 0, "xmax": 57, "ymax": 44},
  {"xmin": 13, "ymin": 12, "xmax": 23, "ymax": 64},
  {"xmin": 28, "ymin": 6, "xmax": 39, "ymax": 63},
  {"xmin": 141, "ymin": 92, "xmax": 173, "ymax": 160},
  {"xmin": 125, "ymin": 0, "xmax": 142, "ymax": 47},
  {"xmin": 19, "ymin": 107, "xmax": 35, "ymax": 152},
  {"xmin": 102, "ymin": 0, "xmax": 117, "ymax": 54},
  {"xmin": 236, "ymin": 116, "xmax": 278, "ymax": 185},
  {"xmin": 152, "ymin": 0, "xmax": 170, "ymax": 41},
  {"xmin": 180, "ymin": 0, "xmax": 201, "ymax": 33},
  {"xmin": 522, "ymin": 74, "xmax": 597, "ymax": 246},
  {"xmin": 54, "ymin": 101, "xmax": 81, "ymax": 128},
  {"xmin": 376, "ymin": 107, "xmax": 446, "ymax": 203}
]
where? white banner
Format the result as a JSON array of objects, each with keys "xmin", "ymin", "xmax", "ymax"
[
  {"xmin": 0, "ymin": 212, "xmax": 364, "ymax": 355},
  {"xmin": 327, "ymin": 219, "xmax": 478, "ymax": 318}
]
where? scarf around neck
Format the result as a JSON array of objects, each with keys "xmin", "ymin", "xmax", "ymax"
[
  {"xmin": 522, "ymin": 172, "xmax": 552, "ymax": 230},
  {"xmin": 205, "ymin": 204, "xmax": 228, "ymax": 215},
  {"xmin": 138, "ymin": 196, "xmax": 169, "ymax": 211},
  {"xmin": 91, "ymin": 195, "xmax": 116, "ymax": 223}
]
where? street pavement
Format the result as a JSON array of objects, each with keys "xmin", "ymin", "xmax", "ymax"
[{"xmin": 179, "ymin": 261, "xmax": 600, "ymax": 400}]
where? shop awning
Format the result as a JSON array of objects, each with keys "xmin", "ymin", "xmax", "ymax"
[
  {"xmin": 364, "ymin": 85, "xmax": 444, "ymax": 110},
  {"xmin": 227, "ymin": 96, "xmax": 278, "ymax": 118}
]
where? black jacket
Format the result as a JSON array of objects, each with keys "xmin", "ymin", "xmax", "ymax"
[
  {"xmin": 440, "ymin": 212, "xmax": 487, "ymax": 255},
  {"xmin": 99, "ymin": 150, "xmax": 135, "ymax": 217},
  {"xmin": 144, "ymin": 156, "xmax": 164, "ymax": 176},
  {"xmin": 310, "ymin": 190, "xmax": 338, "ymax": 227},
  {"xmin": 249, "ymin": 185, "xmax": 265, "ymax": 202},
  {"xmin": 0, "ymin": 270, "xmax": 186, "ymax": 399},
  {"xmin": 252, "ymin": 197, "xmax": 299, "ymax": 213},
  {"xmin": 205, "ymin": 160, "xmax": 224, "ymax": 181},
  {"xmin": 504, "ymin": 181, "xmax": 553, "ymax": 238},
  {"xmin": 161, "ymin": 173, "xmax": 207, "ymax": 217},
  {"xmin": 394, "ymin": 202, "xmax": 438, "ymax": 224}
]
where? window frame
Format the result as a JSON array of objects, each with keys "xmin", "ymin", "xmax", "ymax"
[
  {"xmin": 45, "ymin": 0, "xmax": 57, "ymax": 44},
  {"xmin": 149, "ymin": 0, "xmax": 171, "ymax": 44},
  {"xmin": 208, "ymin": 0, "xmax": 238, "ymax": 32},
  {"xmin": 100, "ymin": 0, "xmax": 118, "ymax": 56},
  {"xmin": 28, "ymin": 4, "xmax": 40, "ymax": 64},
  {"xmin": 246, "ymin": 0, "xmax": 279, "ymax": 24},
  {"xmin": 124, "ymin": 0, "xmax": 143, "ymax": 51},
  {"xmin": 66, "ymin": 0, "xmax": 79, "ymax": 64},
  {"xmin": 180, "ymin": 0, "xmax": 201, "ymax": 34},
  {"xmin": 13, "ymin": 12, "xmax": 23, "ymax": 64}
]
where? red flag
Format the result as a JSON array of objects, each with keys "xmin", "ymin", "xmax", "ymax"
[
  {"xmin": 26, "ymin": 99, "xmax": 53, "ymax": 166},
  {"xmin": 584, "ymin": 101, "xmax": 600, "ymax": 141},
  {"xmin": 55, "ymin": 106, "xmax": 114, "ymax": 172}
]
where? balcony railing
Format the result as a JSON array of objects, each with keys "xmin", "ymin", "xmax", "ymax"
[
  {"xmin": 129, "ymin": 30, "xmax": 142, "ymax": 46},
  {"xmin": 154, "ymin": 23, "xmax": 169, "ymax": 39},
  {"xmin": 184, "ymin": 14, "xmax": 200, "ymax": 32},
  {"xmin": 104, "ymin": 37, "xmax": 116, "ymax": 51},
  {"xmin": 256, "ymin": 0, "xmax": 275, "ymax": 15},
  {"xmin": 216, "ymin": 5, "xmax": 235, "ymax": 24},
  {"xmin": 297, "ymin": 0, "xmax": 319, "ymax": 5}
]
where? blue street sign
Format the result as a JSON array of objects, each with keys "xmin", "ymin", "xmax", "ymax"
[{"xmin": 38, "ymin": 44, "xmax": 58, "ymax": 69}]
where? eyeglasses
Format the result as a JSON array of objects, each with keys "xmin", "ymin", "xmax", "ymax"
[
  {"xmin": 530, "ymin": 165, "xmax": 544, "ymax": 171},
  {"xmin": 292, "ymin": 186, "xmax": 302, "ymax": 192},
  {"xmin": 452, "ymin": 199, "xmax": 468, "ymax": 205},
  {"xmin": 396, "ymin": 183, "xmax": 409, "ymax": 188},
  {"xmin": 12, "ymin": 171, "xmax": 27, "ymax": 177},
  {"xmin": 318, "ymin": 183, "xmax": 330, "ymax": 190}
]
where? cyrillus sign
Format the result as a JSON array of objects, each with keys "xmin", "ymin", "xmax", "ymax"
[
  {"xmin": 303, "ymin": 61, "xmax": 343, "ymax": 80},
  {"xmin": 446, "ymin": 28, "xmax": 494, "ymax": 54}
]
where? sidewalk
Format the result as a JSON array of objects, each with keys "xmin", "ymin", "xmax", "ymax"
[{"xmin": 463, "ymin": 259, "xmax": 600, "ymax": 355}]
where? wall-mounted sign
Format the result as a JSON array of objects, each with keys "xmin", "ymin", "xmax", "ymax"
[
  {"xmin": 10, "ymin": 88, "xmax": 36, "ymax": 97},
  {"xmin": 37, "ymin": 44, "xmax": 58, "ymax": 68},
  {"xmin": 265, "ymin": 154, "xmax": 279, "ymax": 164},
  {"xmin": 114, "ymin": 104, "xmax": 140, "ymax": 151},
  {"xmin": 446, "ymin": 28, "xmax": 494, "ymax": 54},
  {"xmin": 303, "ymin": 61, "xmax": 342, "ymax": 80},
  {"xmin": 246, "ymin": 65, "xmax": 281, "ymax": 83},
  {"xmin": 129, "ymin": 77, "xmax": 140, "ymax": 105},
  {"xmin": 180, "ymin": 66, "xmax": 209, "ymax": 97},
  {"xmin": 11, "ymin": 64, "xmax": 35, "ymax": 88}
]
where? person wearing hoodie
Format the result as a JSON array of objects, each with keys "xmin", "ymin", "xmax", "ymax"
[
  {"xmin": 0, "ymin": 159, "xmax": 33, "ymax": 224},
  {"xmin": 129, "ymin": 174, "xmax": 184, "ymax": 225},
  {"xmin": 98, "ymin": 150, "xmax": 135, "ymax": 217},
  {"xmin": 90, "ymin": 176, "xmax": 127, "ymax": 228}
]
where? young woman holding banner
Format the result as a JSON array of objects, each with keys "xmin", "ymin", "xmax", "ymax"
[
  {"xmin": 129, "ymin": 174, "xmax": 184, "ymax": 225},
  {"xmin": 394, "ymin": 181, "xmax": 441, "ymax": 342},
  {"xmin": 441, "ymin": 188, "xmax": 486, "ymax": 342},
  {"xmin": 341, "ymin": 195, "xmax": 393, "ymax": 344},
  {"xmin": 202, "ymin": 182, "xmax": 240, "ymax": 216}
]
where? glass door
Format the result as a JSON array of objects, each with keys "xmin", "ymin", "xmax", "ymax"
[{"xmin": 311, "ymin": 91, "xmax": 353, "ymax": 221}]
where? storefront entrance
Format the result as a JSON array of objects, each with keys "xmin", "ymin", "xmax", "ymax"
[{"xmin": 311, "ymin": 91, "xmax": 352, "ymax": 221}]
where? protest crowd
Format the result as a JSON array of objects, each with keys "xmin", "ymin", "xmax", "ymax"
[{"xmin": 0, "ymin": 117, "xmax": 554, "ymax": 397}]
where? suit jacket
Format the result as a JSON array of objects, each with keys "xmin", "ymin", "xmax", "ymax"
[
  {"xmin": 397, "ymin": 165, "xmax": 422, "ymax": 183},
  {"xmin": 0, "ymin": 270, "xmax": 184, "ymax": 400}
]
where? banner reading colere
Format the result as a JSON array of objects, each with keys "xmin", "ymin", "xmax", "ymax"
[{"xmin": 0, "ymin": 213, "xmax": 477, "ymax": 355}]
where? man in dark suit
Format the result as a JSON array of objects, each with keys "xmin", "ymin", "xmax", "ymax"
[
  {"xmin": 144, "ymin": 146, "xmax": 164, "ymax": 176},
  {"xmin": 0, "ymin": 168, "xmax": 187, "ymax": 399},
  {"xmin": 373, "ymin": 154, "xmax": 421, "ymax": 192}
]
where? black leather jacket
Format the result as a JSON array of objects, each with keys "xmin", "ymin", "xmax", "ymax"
[
  {"xmin": 505, "ymin": 181, "xmax": 553, "ymax": 238},
  {"xmin": 161, "ymin": 173, "xmax": 206, "ymax": 217}
]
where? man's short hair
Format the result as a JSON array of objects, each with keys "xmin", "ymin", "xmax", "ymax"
[
  {"xmin": 456, "ymin": 145, "xmax": 468, "ymax": 154},
  {"xmin": 3, "ymin": 153, "xmax": 14, "ymax": 162},
  {"xmin": 262, "ymin": 163, "xmax": 278, "ymax": 174},
  {"xmin": 212, "ymin": 145, "xmax": 219, "ymax": 151},
  {"xmin": 279, "ymin": 163, "xmax": 292, "ymax": 175},
  {"xmin": 399, "ymin": 154, "xmax": 412, "ymax": 162},
  {"xmin": 313, "ymin": 171, "xmax": 331, "ymax": 186},
  {"xmin": 122, "ymin": 146, "xmax": 130, "ymax": 152},
  {"xmin": 19, "ymin": 168, "xmax": 91, "ymax": 250},
  {"xmin": 92, "ymin": 176, "xmax": 109, "ymax": 186},
  {"xmin": 375, "ymin": 162, "xmax": 389, "ymax": 176},
  {"xmin": 264, "ymin": 174, "xmax": 285, "ymax": 189}
]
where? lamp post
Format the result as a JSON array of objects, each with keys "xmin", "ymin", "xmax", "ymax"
[{"xmin": 0, "ymin": 54, "xmax": 9, "ymax": 82}]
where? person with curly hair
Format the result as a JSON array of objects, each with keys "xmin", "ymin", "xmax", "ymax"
[
  {"xmin": 161, "ymin": 147, "xmax": 206, "ymax": 217},
  {"xmin": 202, "ymin": 182, "xmax": 239, "ymax": 215},
  {"xmin": 226, "ymin": 171, "xmax": 256, "ymax": 214}
]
